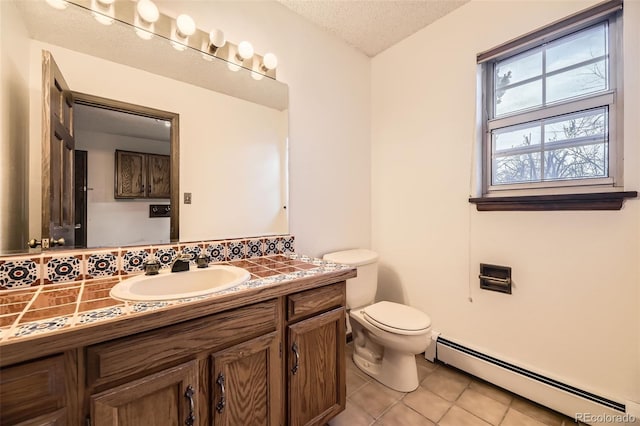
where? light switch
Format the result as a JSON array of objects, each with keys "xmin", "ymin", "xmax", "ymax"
[{"xmin": 184, "ymin": 192, "xmax": 192, "ymax": 204}]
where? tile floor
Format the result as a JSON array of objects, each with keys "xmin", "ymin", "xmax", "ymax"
[{"xmin": 330, "ymin": 343, "xmax": 581, "ymax": 426}]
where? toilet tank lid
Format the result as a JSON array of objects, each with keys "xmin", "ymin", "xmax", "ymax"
[{"xmin": 323, "ymin": 249, "xmax": 378, "ymax": 266}]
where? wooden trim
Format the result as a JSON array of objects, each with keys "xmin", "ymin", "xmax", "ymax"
[
  {"xmin": 41, "ymin": 51, "xmax": 53, "ymax": 241},
  {"xmin": 469, "ymin": 191, "xmax": 637, "ymax": 211}
]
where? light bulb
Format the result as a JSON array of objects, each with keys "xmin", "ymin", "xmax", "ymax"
[
  {"xmin": 209, "ymin": 29, "xmax": 226, "ymax": 49},
  {"xmin": 93, "ymin": 12, "xmax": 114, "ymax": 25},
  {"xmin": 45, "ymin": 0, "xmax": 68, "ymax": 10},
  {"xmin": 136, "ymin": 0, "xmax": 159, "ymax": 24},
  {"xmin": 176, "ymin": 14, "xmax": 196, "ymax": 38},
  {"xmin": 236, "ymin": 41, "xmax": 254, "ymax": 61},
  {"xmin": 261, "ymin": 53, "xmax": 278, "ymax": 71},
  {"xmin": 91, "ymin": 0, "xmax": 114, "ymax": 25}
]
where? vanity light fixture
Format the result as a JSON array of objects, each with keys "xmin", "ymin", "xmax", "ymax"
[
  {"xmin": 171, "ymin": 13, "xmax": 196, "ymax": 50},
  {"xmin": 134, "ymin": 0, "xmax": 159, "ymax": 40},
  {"xmin": 45, "ymin": 0, "xmax": 69, "ymax": 10},
  {"xmin": 236, "ymin": 41, "xmax": 254, "ymax": 62},
  {"xmin": 91, "ymin": 0, "xmax": 115, "ymax": 25},
  {"xmin": 56, "ymin": 0, "xmax": 278, "ymax": 78},
  {"xmin": 261, "ymin": 53, "xmax": 278, "ymax": 71}
]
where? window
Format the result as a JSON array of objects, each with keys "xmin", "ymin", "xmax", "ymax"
[{"xmin": 479, "ymin": 1, "xmax": 623, "ymax": 197}]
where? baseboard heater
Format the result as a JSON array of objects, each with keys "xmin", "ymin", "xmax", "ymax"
[{"xmin": 436, "ymin": 337, "xmax": 627, "ymax": 422}]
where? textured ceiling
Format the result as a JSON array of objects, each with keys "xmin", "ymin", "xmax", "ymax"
[{"xmin": 276, "ymin": 0, "xmax": 470, "ymax": 57}]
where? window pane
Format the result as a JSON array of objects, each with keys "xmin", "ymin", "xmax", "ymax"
[
  {"xmin": 495, "ymin": 50, "xmax": 542, "ymax": 86},
  {"xmin": 493, "ymin": 124, "xmax": 541, "ymax": 152},
  {"xmin": 546, "ymin": 24, "xmax": 607, "ymax": 73},
  {"xmin": 544, "ymin": 108, "xmax": 607, "ymax": 144},
  {"xmin": 495, "ymin": 79, "xmax": 542, "ymax": 116},
  {"xmin": 543, "ymin": 108, "xmax": 608, "ymax": 180},
  {"xmin": 493, "ymin": 153, "xmax": 541, "ymax": 185},
  {"xmin": 544, "ymin": 145, "xmax": 607, "ymax": 180},
  {"xmin": 546, "ymin": 60, "xmax": 608, "ymax": 103}
]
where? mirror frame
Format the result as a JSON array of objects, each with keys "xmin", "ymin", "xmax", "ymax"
[{"xmin": 64, "ymin": 92, "xmax": 180, "ymax": 244}]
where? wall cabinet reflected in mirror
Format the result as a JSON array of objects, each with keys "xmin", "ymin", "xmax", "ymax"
[{"xmin": 115, "ymin": 150, "xmax": 171, "ymax": 199}]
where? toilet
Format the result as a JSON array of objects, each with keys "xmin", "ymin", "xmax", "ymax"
[{"xmin": 323, "ymin": 249, "xmax": 432, "ymax": 392}]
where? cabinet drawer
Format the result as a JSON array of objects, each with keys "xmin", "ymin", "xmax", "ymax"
[
  {"xmin": 0, "ymin": 355, "xmax": 66, "ymax": 425},
  {"xmin": 287, "ymin": 282, "xmax": 345, "ymax": 322},
  {"xmin": 86, "ymin": 300, "xmax": 277, "ymax": 388}
]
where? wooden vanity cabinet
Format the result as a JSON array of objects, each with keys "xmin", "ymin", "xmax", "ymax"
[
  {"xmin": 0, "ymin": 355, "xmax": 70, "ymax": 426},
  {"xmin": 211, "ymin": 331, "xmax": 281, "ymax": 426},
  {"xmin": 286, "ymin": 283, "xmax": 347, "ymax": 426},
  {"xmin": 90, "ymin": 360, "xmax": 198, "ymax": 426},
  {"xmin": 0, "ymin": 278, "xmax": 350, "ymax": 426},
  {"xmin": 84, "ymin": 300, "xmax": 279, "ymax": 426}
]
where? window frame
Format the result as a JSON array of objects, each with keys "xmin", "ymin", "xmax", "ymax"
[{"xmin": 479, "ymin": 3, "xmax": 624, "ymax": 198}]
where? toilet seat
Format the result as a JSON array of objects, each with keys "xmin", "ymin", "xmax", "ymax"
[{"xmin": 362, "ymin": 301, "xmax": 431, "ymax": 336}]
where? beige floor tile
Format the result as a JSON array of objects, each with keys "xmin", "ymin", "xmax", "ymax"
[
  {"xmin": 416, "ymin": 360, "xmax": 438, "ymax": 382},
  {"xmin": 500, "ymin": 408, "xmax": 548, "ymax": 426},
  {"xmin": 349, "ymin": 380, "xmax": 406, "ymax": 419},
  {"xmin": 329, "ymin": 401, "xmax": 375, "ymax": 426},
  {"xmin": 420, "ymin": 367, "xmax": 470, "ymax": 401},
  {"xmin": 511, "ymin": 397, "xmax": 570, "ymax": 426},
  {"xmin": 457, "ymin": 388, "xmax": 509, "ymax": 425},
  {"xmin": 415, "ymin": 354, "xmax": 439, "ymax": 372},
  {"xmin": 347, "ymin": 368, "xmax": 369, "ymax": 396},
  {"xmin": 374, "ymin": 402, "xmax": 435, "ymax": 426},
  {"xmin": 402, "ymin": 386, "xmax": 452, "ymax": 423},
  {"xmin": 468, "ymin": 380, "xmax": 514, "ymax": 406},
  {"xmin": 439, "ymin": 405, "xmax": 492, "ymax": 426}
]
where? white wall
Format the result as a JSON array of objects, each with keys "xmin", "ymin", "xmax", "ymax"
[
  {"xmin": 28, "ymin": 41, "xmax": 290, "ymax": 244},
  {"xmin": 155, "ymin": 0, "xmax": 372, "ymax": 256},
  {"xmin": 372, "ymin": 0, "xmax": 639, "ymax": 407},
  {"xmin": 0, "ymin": 1, "xmax": 30, "ymax": 252},
  {"xmin": 75, "ymin": 130, "xmax": 170, "ymax": 247}
]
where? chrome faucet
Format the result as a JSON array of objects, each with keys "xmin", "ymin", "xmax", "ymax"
[{"xmin": 171, "ymin": 252, "xmax": 192, "ymax": 273}]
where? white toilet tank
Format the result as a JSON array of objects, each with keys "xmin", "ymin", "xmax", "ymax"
[{"xmin": 323, "ymin": 249, "xmax": 378, "ymax": 309}]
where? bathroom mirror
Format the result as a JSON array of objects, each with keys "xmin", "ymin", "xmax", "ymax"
[{"xmin": 1, "ymin": 0, "xmax": 289, "ymax": 255}]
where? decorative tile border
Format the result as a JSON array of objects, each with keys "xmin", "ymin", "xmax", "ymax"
[
  {"xmin": 0, "ymin": 234, "xmax": 295, "ymax": 290},
  {"xmin": 0, "ymin": 257, "xmax": 41, "ymax": 289}
]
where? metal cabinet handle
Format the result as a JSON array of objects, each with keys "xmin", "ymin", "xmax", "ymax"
[
  {"xmin": 216, "ymin": 373, "xmax": 226, "ymax": 413},
  {"xmin": 184, "ymin": 385, "xmax": 195, "ymax": 426},
  {"xmin": 291, "ymin": 342, "xmax": 300, "ymax": 375}
]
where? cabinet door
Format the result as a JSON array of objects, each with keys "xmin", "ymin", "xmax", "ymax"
[
  {"xmin": 287, "ymin": 308, "xmax": 346, "ymax": 426},
  {"xmin": 114, "ymin": 150, "xmax": 146, "ymax": 198},
  {"xmin": 0, "ymin": 355, "xmax": 67, "ymax": 426},
  {"xmin": 211, "ymin": 332, "xmax": 281, "ymax": 426},
  {"xmin": 91, "ymin": 360, "xmax": 198, "ymax": 426},
  {"xmin": 147, "ymin": 154, "xmax": 171, "ymax": 198}
]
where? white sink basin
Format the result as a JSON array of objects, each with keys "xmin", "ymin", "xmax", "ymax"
[{"xmin": 110, "ymin": 265, "xmax": 251, "ymax": 301}]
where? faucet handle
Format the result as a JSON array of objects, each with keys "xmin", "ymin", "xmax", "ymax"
[
  {"xmin": 196, "ymin": 253, "xmax": 210, "ymax": 268},
  {"xmin": 144, "ymin": 256, "xmax": 160, "ymax": 275}
]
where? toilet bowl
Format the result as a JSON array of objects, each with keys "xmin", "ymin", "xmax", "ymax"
[
  {"xmin": 322, "ymin": 249, "xmax": 433, "ymax": 393},
  {"xmin": 350, "ymin": 301, "xmax": 431, "ymax": 392}
]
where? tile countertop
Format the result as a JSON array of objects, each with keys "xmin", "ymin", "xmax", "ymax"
[{"xmin": 0, "ymin": 254, "xmax": 356, "ymax": 367}]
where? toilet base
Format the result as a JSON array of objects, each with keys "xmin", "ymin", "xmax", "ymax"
[{"xmin": 353, "ymin": 348, "xmax": 420, "ymax": 392}]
